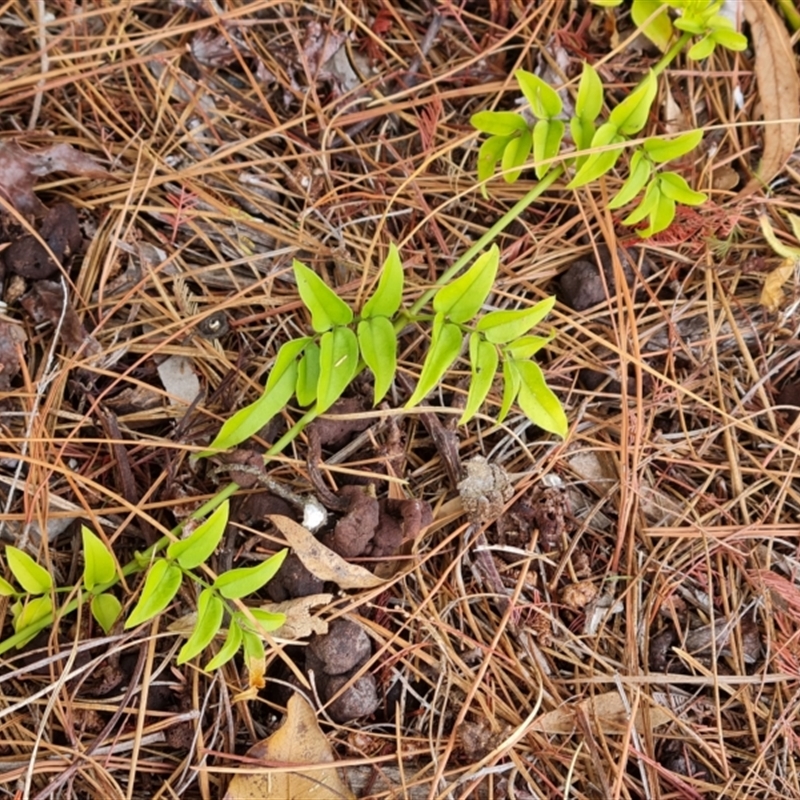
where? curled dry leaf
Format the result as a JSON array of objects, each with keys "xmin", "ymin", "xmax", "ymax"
[
  {"xmin": 759, "ymin": 257, "xmax": 797, "ymax": 311},
  {"xmin": 530, "ymin": 690, "xmax": 673, "ymax": 735},
  {"xmin": 223, "ymin": 693, "xmax": 354, "ymax": 800},
  {"xmin": 259, "ymin": 593, "xmax": 333, "ymax": 639},
  {"xmin": 0, "ymin": 141, "xmax": 107, "ymax": 215},
  {"xmin": 269, "ymin": 515, "xmax": 386, "ymax": 590},
  {"xmin": 738, "ymin": 2, "xmax": 800, "ymax": 197}
]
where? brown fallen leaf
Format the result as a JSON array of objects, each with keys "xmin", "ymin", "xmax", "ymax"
[
  {"xmin": 0, "ymin": 316, "xmax": 26, "ymax": 390},
  {"xmin": 0, "ymin": 141, "xmax": 107, "ymax": 215},
  {"xmin": 738, "ymin": 3, "xmax": 800, "ymax": 197},
  {"xmin": 530, "ymin": 690, "xmax": 673, "ymax": 735},
  {"xmin": 759, "ymin": 257, "xmax": 797, "ymax": 311},
  {"xmin": 260, "ymin": 593, "xmax": 333, "ymax": 639},
  {"xmin": 223, "ymin": 693, "xmax": 354, "ymax": 800},
  {"xmin": 269, "ymin": 515, "xmax": 386, "ymax": 590}
]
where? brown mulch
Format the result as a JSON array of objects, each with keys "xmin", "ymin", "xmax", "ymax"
[{"xmin": 1, "ymin": 2, "xmax": 800, "ymax": 799}]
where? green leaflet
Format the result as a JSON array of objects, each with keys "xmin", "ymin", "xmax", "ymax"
[
  {"xmin": 405, "ymin": 314, "xmax": 463, "ymax": 408},
  {"xmin": 500, "ymin": 128, "xmax": 533, "ymax": 183},
  {"xmin": 0, "ymin": 577, "xmax": 16, "ymax": 596},
  {"xmin": 516, "ymin": 69, "xmax": 563, "ymax": 119},
  {"xmin": 532, "ymin": 119, "xmax": 564, "ymax": 179},
  {"xmin": 570, "ymin": 116, "xmax": 595, "ymax": 156},
  {"xmin": 91, "ymin": 593, "xmax": 122, "ymax": 635},
  {"xmin": 459, "ymin": 334, "xmax": 499, "ymax": 424},
  {"xmin": 513, "ymin": 359, "xmax": 568, "ymax": 437},
  {"xmin": 204, "ymin": 337, "xmax": 310, "ymax": 453},
  {"xmin": 295, "ymin": 342, "xmax": 321, "ymax": 407},
  {"xmin": 631, "ymin": 0, "xmax": 673, "ymax": 51},
  {"xmin": 658, "ymin": 172, "xmax": 707, "ymax": 205},
  {"xmin": 623, "ymin": 180, "xmax": 661, "ymax": 226},
  {"xmin": 502, "ymin": 334, "xmax": 554, "ymax": 360},
  {"xmin": 241, "ymin": 629, "xmax": 265, "ymax": 673},
  {"xmin": 293, "ymin": 260, "xmax": 353, "ymax": 332},
  {"xmin": 470, "ymin": 110, "xmax": 529, "ymax": 136},
  {"xmin": 498, "ymin": 359, "xmax": 522, "ymax": 423},
  {"xmin": 358, "ymin": 316, "xmax": 397, "ymax": 404},
  {"xmin": 13, "ymin": 595, "xmax": 53, "ymax": 635},
  {"xmin": 205, "ymin": 620, "xmax": 243, "ymax": 671},
  {"xmin": 568, "ymin": 122, "xmax": 625, "ymax": 188},
  {"xmin": 433, "ymin": 246, "xmax": 499, "ymax": 324},
  {"xmin": 167, "ymin": 500, "xmax": 229, "ymax": 570},
  {"xmin": 608, "ymin": 70, "xmax": 657, "ymax": 135},
  {"xmin": 242, "ymin": 608, "xmax": 286, "ymax": 635},
  {"xmin": 575, "ymin": 62, "xmax": 603, "ymax": 122},
  {"xmin": 213, "ymin": 548, "xmax": 288, "ymax": 600},
  {"xmin": 82, "ymin": 527, "xmax": 118, "ymax": 592},
  {"xmin": 124, "ymin": 559, "xmax": 182, "ymax": 628},
  {"xmin": 316, "ymin": 326, "xmax": 360, "ymax": 414},
  {"xmin": 608, "ymin": 150, "xmax": 652, "ymax": 209},
  {"xmin": 177, "ymin": 589, "xmax": 225, "ymax": 665},
  {"xmin": 642, "ymin": 130, "xmax": 703, "ymax": 163},
  {"xmin": 477, "ymin": 134, "xmax": 511, "ymax": 188},
  {"xmin": 5, "ymin": 546, "xmax": 52, "ymax": 595},
  {"xmin": 361, "ymin": 243, "xmax": 404, "ymax": 319},
  {"xmin": 476, "ymin": 296, "xmax": 555, "ymax": 344}
]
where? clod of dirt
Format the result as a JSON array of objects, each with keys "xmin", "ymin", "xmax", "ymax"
[
  {"xmin": 457, "ymin": 456, "xmax": 513, "ymax": 525},
  {"xmin": 307, "ymin": 396, "xmax": 372, "ymax": 447},
  {"xmin": 372, "ymin": 497, "xmax": 432, "ymax": 558},
  {"xmin": 561, "ymin": 580, "xmax": 598, "ymax": 610},
  {"xmin": 308, "ymin": 618, "xmax": 371, "ymax": 675},
  {"xmin": 0, "ymin": 317, "xmax": 26, "ymax": 390},
  {"xmin": 321, "ymin": 673, "xmax": 379, "ymax": 723},
  {"xmin": 20, "ymin": 280, "xmax": 100, "ymax": 353},
  {"xmin": 559, "ymin": 245, "xmax": 653, "ymax": 311},
  {"xmin": 331, "ymin": 486, "xmax": 380, "ymax": 558},
  {"xmin": 266, "ymin": 553, "xmax": 324, "ymax": 602}
]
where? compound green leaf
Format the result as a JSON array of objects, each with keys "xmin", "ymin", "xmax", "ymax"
[
  {"xmin": 433, "ymin": 246, "xmax": 499, "ymax": 324},
  {"xmin": 642, "ymin": 130, "xmax": 703, "ymax": 163},
  {"xmin": 293, "ymin": 260, "xmax": 353, "ymax": 332},
  {"xmin": 358, "ymin": 316, "xmax": 397, "ymax": 404},
  {"xmin": 533, "ymin": 119, "xmax": 564, "ymax": 179},
  {"xmin": 316, "ymin": 326, "xmax": 360, "ymax": 414},
  {"xmin": 476, "ymin": 296, "xmax": 555, "ymax": 344},
  {"xmin": 205, "ymin": 620, "xmax": 243, "ymax": 671},
  {"xmin": 242, "ymin": 608, "xmax": 287, "ymax": 635},
  {"xmin": 575, "ymin": 62, "xmax": 604, "ymax": 122},
  {"xmin": 124, "ymin": 559, "xmax": 182, "ymax": 628},
  {"xmin": 405, "ymin": 314, "xmax": 463, "ymax": 408},
  {"xmin": 168, "ymin": 500, "xmax": 229, "ymax": 570},
  {"xmin": 213, "ymin": 548, "xmax": 288, "ymax": 600},
  {"xmin": 498, "ymin": 359, "xmax": 522, "ymax": 423},
  {"xmin": 500, "ymin": 128, "xmax": 532, "ymax": 182},
  {"xmin": 568, "ymin": 122, "xmax": 625, "ymax": 188},
  {"xmin": 459, "ymin": 334, "xmax": 499, "ymax": 424},
  {"xmin": 477, "ymin": 134, "xmax": 511, "ymax": 191},
  {"xmin": 177, "ymin": 589, "xmax": 225, "ymax": 665},
  {"xmin": 516, "ymin": 69, "xmax": 563, "ymax": 119},
  {"xmin": 608, "ymin": 69, "xmax": 657, "ymax": 135},
  {"xmin": 631, "ymin": 0, "xmax": 674, "ymax": 51},
  {"xmin": 514, "ymin": 359, "xmax": 568, "ymax": 437},
  {"xmin": 502, "ymin": 333, "xmax": 554, "ymax": 360},
  {"xmin": 608, "ymin": 150, "xmax": 652, "ymax": 209},
  {"xmin": 658, "ymin": 171, "xmax": 707, "ymax": 205},
  {"xmin": 5, "ymin": 546, "xmax": 52, "ymax": 595},
  {"xmin": 82, "ymin": 527, "xmax": 117, "ymax": 592},
  {"xmin": 13, "ymin": 595, "xmax": 53, "ymax": 634},
  {"xmin": 470, "ymin": 110, "xmax": 529, "ymax": 136},
  {"xmin": 91, "ymin": 593, "xmax": 122, "ymax": 635},
  {"xmin": 205, "ymin": 337, "xmax": 310, "ymax": 453},
  {"xmin": 361, "ymin": 243, "xmax": 404, "ymax": 319},
  {"xmin": 295, "ymin": 342, "xmax": 321, "ymax": 407}
]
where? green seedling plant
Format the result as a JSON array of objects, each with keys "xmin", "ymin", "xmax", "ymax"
[
  {"xmin": 0, "ymin": 243, "xmax": 564, "ymax": 676},
  {"xmin": 472, "ymin": 0, "xmax": 747, "ymax": 236},
  {"xmin": 0, "ymin": 501, "xmax": 287, "ymax": 677}
]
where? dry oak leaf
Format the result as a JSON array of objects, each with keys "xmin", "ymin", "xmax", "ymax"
[
  {"xmin": 0, "ymin": 141, "xmax": 107, "ymax": 215},
  {"xmin": 223, "ymin": 693, "xmax": 354, "ymax": 800},
  {"xmin": 269, "ymin": 515, "xmax": 385, "ymax": 589},
  {"xmin": 738, "ymin": 2, "xmax": 800, "ymax": 197},
  {"xmin": 530, "ymin": 691, "xmax": 673, "ymax": 735},
  {"xmin": 260, "ymin": 593, "xmax": 333, "ymax": 639}
]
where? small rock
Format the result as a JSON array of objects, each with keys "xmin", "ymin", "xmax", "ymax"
[
  {"xmin": 322, "ymin": 673, "xmax": 379, "ymax": 723},
  {"xmin": 308, "ymin": 618, "xmax": 371, "ymax": 676},
  {"xmin": 458, "ymin": 456, "xmax": 513, "ymax": 525}
]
